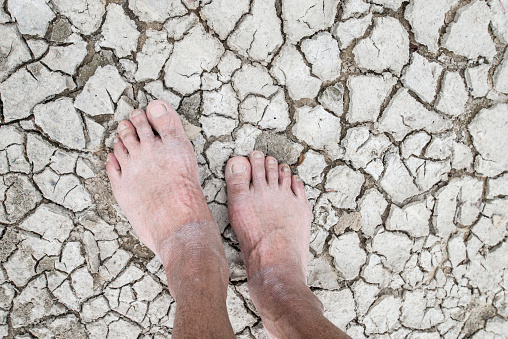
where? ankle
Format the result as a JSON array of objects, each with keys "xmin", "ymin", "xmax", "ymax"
[
  {"xmin": 160, "ymin": 222, "xmax": 230, "ymax": 300},
  {"xmin": 249, "ymin": 267, "xmax": 352, "ymax": 339},
  {"xmin": 165, "ymin": 249, "xmax": 230, "ymax": 300},
  {"xmin": 243, "ymin": 239, "xmax": 306, "ymax": 279},
  {"xmin": 175, "ymin": 262, "xmax": 229, "ymax": 300},
  {"xmin": 248, "ymin": 265, "xmax": 323, "ymax": 322}
]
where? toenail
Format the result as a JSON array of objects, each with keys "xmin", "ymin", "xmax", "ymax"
[
  {"xmin": 113, "ymin": 137, "xmax": 120, "ymax": 144},
  {"xmin": 106, "ymin": 154, "xmax": 110, "ymax": 162},
  {"xmin": 282, "ymin": 166, "xmax": 290, "ymax": 172},
  {"xmin": 268, "ymin": 158, "xmax": 277, "ymax": 165},
  {"xmin": 232, "ymin": 163, "xmax": 247, "ymax": 174},
  {"xmin": 295, "ymin": 176, "xmax": 302, "ymax": 182},
  {"xmin": 253, "ymin": 152, "xmax": 264, "ymax": 159},
  {"xmin": 118, "ymin": 123, "xmax": 127, "ymax": 131},
  {"xmin": 149, "ymin": 103, "xmax": 167, "ymax": 118},
  {"xmin": 131, "ymin": 109, "xmax": 143, "ymax": 117}
]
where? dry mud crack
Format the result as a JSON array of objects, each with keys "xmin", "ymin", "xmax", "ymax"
[{"xmin": 0, "ymin": 0, "xmax": 508, "ymax": 337}]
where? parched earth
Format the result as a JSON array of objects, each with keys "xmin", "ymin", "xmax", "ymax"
[{"xmin": 1, "ymin": 0, "xmax": 508, "ymax": 338}]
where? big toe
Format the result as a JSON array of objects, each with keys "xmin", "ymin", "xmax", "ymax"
[
  {"xmin": 225, "ymin": 156, "xmax": 252, "ymax": 197},
  {"xmin": 146, "ymin": 100, "xmax": 186, "ymax": 141}
]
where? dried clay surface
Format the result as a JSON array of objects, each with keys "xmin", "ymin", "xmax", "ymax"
[{"xmin": 0, "ymin": 0, "xmax": 508, "ymax": 338}]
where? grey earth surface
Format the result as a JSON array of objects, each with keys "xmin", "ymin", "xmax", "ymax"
[{"xmin": 1, "ymin": 0, "xmax": 508, "ymax": 338}]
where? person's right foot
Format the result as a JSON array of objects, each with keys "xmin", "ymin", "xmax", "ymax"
[{"xmin": 225, "ymin": 152, "xmax": 323, "ymax": 336}]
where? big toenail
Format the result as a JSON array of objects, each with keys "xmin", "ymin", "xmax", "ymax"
[
  {"xmin": 282, "ymin": 166, "xmax": 290, "ymax": 172},
  {"xmin": 131, "ymin": 109, "xmax": 143, "ymax": 117},
  {"xmin": 149, "ymin": 103, "xmax": 167, "ymax": 118},
  {"xmin": 118, "ymin": 123, "xmax": 127, "ymax": 131},
  {"xmin": 268, "ymin": 159, "xmax": 277, "ymax": 165},
  {"xmin": 253, "ymin": 152, "xmax": 264, "ymax": 159},
  {"xmin": 232, "ymin": 163, "xmax": 247, "ymax": 174}
]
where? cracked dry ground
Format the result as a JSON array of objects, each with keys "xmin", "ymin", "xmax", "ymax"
[{"xmin": 1, "ymin": 0, "xmax": 508, "ymax": 338}]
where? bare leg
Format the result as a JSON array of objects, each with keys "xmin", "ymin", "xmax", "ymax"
[
  {"xmin": 106, "ymin": 100, "xmax": 235, "ymax": 339},
  {"xmin": 225, "ymin": 152, "xmax": 350, "ymax": 339}
]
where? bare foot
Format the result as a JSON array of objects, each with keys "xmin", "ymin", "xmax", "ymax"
[
  {"xmin": 225, "ymin": 151, "xmax": 312, "ymax": 274},
  {"xmin": 225, "ymin": 151, "xmax": 326, "ymax": 336},
  {"xmin": 106, "ymin": 100, "xmax": 229, "ymax": 298}
]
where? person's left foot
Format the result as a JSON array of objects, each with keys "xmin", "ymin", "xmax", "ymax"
[{"xmin": 106, "ymin": 100, "xmax": 229, "ymax": 298}]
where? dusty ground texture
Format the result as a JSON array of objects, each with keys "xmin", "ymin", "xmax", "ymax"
[{"xmin": 0, "ymin": 0, "xmax": 507, "ymax": 338}]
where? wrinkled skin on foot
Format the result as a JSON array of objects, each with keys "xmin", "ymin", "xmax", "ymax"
[
  {"xmin": 225, "ymin": 152, "xmax": 312, "ymax": 277},
  {"xmin": 106, "ymin": 100, "xmax": 228, "ymax": 298}
]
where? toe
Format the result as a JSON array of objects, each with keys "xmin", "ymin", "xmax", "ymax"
[
  {"xmin": 249, "ymin": 151, "xmax": 267, "ymax": 187},
  {"xmin": 129, "ymin": 109, "xmax": 155, "ymax": 142},
  {"xmin": 225, "ymin": 156, "xmax": 252, "ymax": 197},
  {"xmin": 113, "ymin": 137, "xmax": 129, "ymax": 166},
  {"xmin": 291, "ymin": 175, "xmax": 306, "ymax": 197},
  {"xmin": 265, "ymin": 156, "xmax": 279, "ymax": 187},
  {"xmin": 118, "ymin": 120, "xmax": 140, "ymax": 153},
  {"xmin": 279, "ymin": 164, "xmax": 292, "ymax": 189},
  {"xmin": 146, "ymin": 100, "xmax": 186, "ymax": 141},
  {"xmin": 106, "ymin": 153, "xmax": 121, "ymax": 182}
]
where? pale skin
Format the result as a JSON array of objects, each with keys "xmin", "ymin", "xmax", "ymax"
[{"xmin": 106, "ymin": 100, "xmax": 350, "ymax": 339}]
